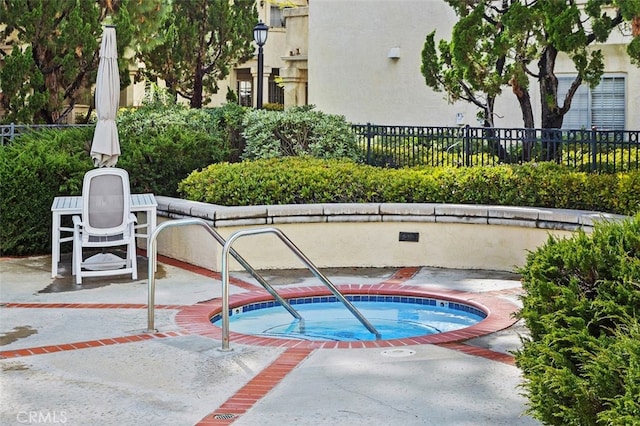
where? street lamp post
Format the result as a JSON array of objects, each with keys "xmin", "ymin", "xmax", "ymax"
[{"xmin": 253, "ymin": 21, "xmax": 269, "ymax": 109}]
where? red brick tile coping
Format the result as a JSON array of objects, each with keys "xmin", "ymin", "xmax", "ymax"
[{"xmin": 175, "ymin": 284, "xmax": 519, "ymax": 350}]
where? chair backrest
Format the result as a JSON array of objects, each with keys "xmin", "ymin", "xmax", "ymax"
[{"xmin": 81, "ymin": 168, "xmax": 131, "ymax": 237}]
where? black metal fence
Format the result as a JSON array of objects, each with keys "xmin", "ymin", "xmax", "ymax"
[
  {"xmin": 1, "ymin": 123, "xmax": 93, "ymax": 145},
  {"xmin": 4, "ymin": 122, "xmax": 640, "ymax": 173},
  {"xmin": 352, "ymin": 123, "xmax": 640, "ymax": 172}
]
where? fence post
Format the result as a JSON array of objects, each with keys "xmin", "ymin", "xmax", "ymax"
[
  {"xmin": 10, "ymin": 122, "xmax": 15, "ymax": 141},
  {"xmin": 590, "ymin": 126, "xmax": 597, "ymax": 172},
  {"xmin": 464, "ymin": 125, "xmax": 471, "ymax": 167},
  {"xmin": 366, "ymin": 122, "xmax": 372, "ymax": 165}
]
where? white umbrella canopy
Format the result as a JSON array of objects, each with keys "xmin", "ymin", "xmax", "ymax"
[{"xmin": 90, "ymin": 26, "xmax": 120, "ymax": 168}]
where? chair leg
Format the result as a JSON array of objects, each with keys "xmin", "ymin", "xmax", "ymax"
[
  {"xmin": 74, "ymin": 234, "xmax": 83, "ymax": 285},
  {"xmin": 129, "ymin": 239, "xmax": 138, "ymax": 281},
  {"xmin": 72, "ymin": 237, "xmax": 76, "ymax": 277}
]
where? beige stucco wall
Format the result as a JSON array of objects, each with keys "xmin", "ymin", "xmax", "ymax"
[
  {"xmin": 151, "ymin": 199, "xmax": 622, "ymax": 273},
  {"xmin": 155, "ymin": 218, "xmax": 570, "ymax": 272},
  {"xmin": 307, "ymin": 0, "xmax": 638, "ymax": 129},
  {"xmin": 308, "ymin": 0, "xmax": 526, "ymax": 127}
]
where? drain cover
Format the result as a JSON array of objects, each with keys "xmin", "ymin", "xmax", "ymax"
[
  {"xmin": 381, "ymin": 348, "xmax": 416, "ymax": 358},
  {"xmin": 213, "ymin": 414, "xmax": 236, "ymax": 420}
]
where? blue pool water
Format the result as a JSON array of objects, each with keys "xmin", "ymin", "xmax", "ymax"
[{"xmin": 211, "ymin": 295, "xmax": 486, "ymax": 341}]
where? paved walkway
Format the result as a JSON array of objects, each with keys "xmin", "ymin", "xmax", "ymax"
[{"xmin": 0, "ymin": 253, "xmax": 539, "ymax": 425}]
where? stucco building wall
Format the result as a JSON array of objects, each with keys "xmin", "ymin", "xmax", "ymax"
[{"xmin": 306, "ymin": 0, "xmax": 638, "ymax": 129}]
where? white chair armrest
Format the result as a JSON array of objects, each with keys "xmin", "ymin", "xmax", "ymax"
[
  {"xmin": 128, "ymin": 213, "xmax": 137, "ymax": 224},
  {"xmin": 72, "ymin": 215, "xmax": 82, "ymax": 227}
]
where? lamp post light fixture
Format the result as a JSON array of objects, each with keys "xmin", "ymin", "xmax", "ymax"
[{"xmin": 253, "ymin": 21, "xmax": 269, "ymax": 109}]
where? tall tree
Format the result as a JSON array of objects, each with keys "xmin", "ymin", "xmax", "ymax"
[
  {"xmin": 422, "ymin": 2, "xmax": 511, "ymax": 129},
  {"xmin": 422, "ymin": 0, "xmax": 640, "ymax": 131},
  {"xmin": 136, "ymin": 0, "xmax": 257, "ymax": 108},
  {"xmin": 0, "ymin": 0, "xmax": 168, "ymax": 124}
]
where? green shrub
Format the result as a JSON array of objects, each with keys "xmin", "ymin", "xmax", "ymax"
[
  {"xmin": 241, "ymin": 106, "xmax": 362, "ymax": 161},
  {"xmin": 0, "ymin": 128, "xmax": 93, "ymax": 255},
  {"xmin": 516, "ymin": 216, "xmax": 640, "ymax": 425},
  {"xmin": 0, "ymin": 104, "xmax": 231, "ymax": 255},
  {"xmin": 114, "ymin": 104, "xmax": 230, "ymax": 196},
  {"xmin": 179, "ymin": 157, "xmax": 384, "ymax": 205},
  {"xmin": 203, "ymin": 102, "xmax": 249, "ymax": 162},
  {"xmin": 179, "ymin": 158, "xmax": 640, "ymax": 216},
  {"xmin": 360, "ymin": 135, "xmax": 500, "ymax": 168},
  {"xmin": 262, "ymin": 102, "xmax": 284, "ymax": 111}
]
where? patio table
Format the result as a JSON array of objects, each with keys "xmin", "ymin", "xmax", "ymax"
[{"xmin": 51, "ymin": 193, "xmax": 157, "ymax": 277}]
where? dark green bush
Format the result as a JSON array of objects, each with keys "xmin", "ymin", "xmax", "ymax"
[
  {"xmin": 203, "ymin": 102, "xmax": 248, "ymax": 162},
  {"xmin": 117, "ymin": 104, "xmax": 229, "ymax": 195},
  {"xmin": 1, "ymin": 104, "xmax": 231, "ymax": 255},
  {"xmin": 516, "ymin": 216, "xmax": 640, "ymax": 425},
  {"xmin": 0, "ymin": 128, "xmax": 93, "ymax": 255}
]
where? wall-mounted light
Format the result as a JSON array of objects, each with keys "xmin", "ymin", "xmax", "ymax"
[{"xmin": 387, "ymin": 47, "xmax": 401, "ymax": 59}]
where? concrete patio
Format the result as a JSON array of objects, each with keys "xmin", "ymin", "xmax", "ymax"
[{"xmin": 1, "ymin": 253, "xmax": 539, "ymax": 425}]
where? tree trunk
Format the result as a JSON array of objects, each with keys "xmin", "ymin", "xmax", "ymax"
[
  {"xmin": 483, "ymin": 97, "xmax": 509, "ymax": 163},
  {"xmin": 510, "ymin": 75, "xmax": 535, "ymax": 161},
  {"xmin": 191, "ymin": 69, "xmax": 204, "ymax": 108},
  {"xmin": 538, "ymin": 45, "xmax": 563, "ymax": 161}
]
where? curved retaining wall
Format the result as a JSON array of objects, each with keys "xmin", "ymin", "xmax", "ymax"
[{"xmin": 152, "ymin": 196, "xmax": 624, "ymax": 272}]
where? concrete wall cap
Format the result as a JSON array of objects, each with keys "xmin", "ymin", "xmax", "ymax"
[
  {"xmin": 267, "ymin": 204, "xmax": 324, "ymax": 217},
  {"xmin": 156, "ymin": 197, "xmax": 625, "ymax": 230},
  {"xmin": 323, "ymin": 203, "xmax": 380, "ymax": 215},
  {"xmin": 435, "ymin": 204, "xmax": 489, "ymax": 217},
  {"xmin": 214, "ymin": 205, "xmax": 268, "ymax": 220},
  {"xmin": 380, "ymin": 203, "xmax": 437, "ymax": 215},
  {"xmin": 487, "ymin": 206, "xmax": 542, "ymax": 220}
]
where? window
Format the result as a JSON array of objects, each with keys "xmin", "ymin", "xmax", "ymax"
[
  {"xmin": 270, "ymin": 6, "xmax": 286, "ymax": 28},
  {"xmin": 558, "ymin": 75, "xmax": 626, "ymax": 130},
  {"xmin": 237, "ymin": 80, "xmax": 252, "ymax": 107},
  {"xmin": 268, "ymin": 69, "xmax": 284, "ymax": 105}
]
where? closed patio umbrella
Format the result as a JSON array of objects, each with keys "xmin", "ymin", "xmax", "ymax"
[
  {"xmin": 86, "ymin": 26, "xmax": 125, "ymax": 270},
  {"xmin": 90, "ymin": 26, "xmax": 120, "ymax": 167}
]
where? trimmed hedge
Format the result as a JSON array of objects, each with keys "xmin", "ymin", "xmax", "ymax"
[
  {"xmin": 179, "ymin": 157, "xmax": 640, "ymax": 215},
  {"xmin": 516, "ymin": 216, "xmax": 640, "ymax": 425}
]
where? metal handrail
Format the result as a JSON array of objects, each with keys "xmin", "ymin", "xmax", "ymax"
[
  {"xmin": 146, "ymin": 218, "xmax": 302, "ymax": 335},
  {"xmin": 220, "ymin": 227, "xmax": 381, "ymax": 350}
]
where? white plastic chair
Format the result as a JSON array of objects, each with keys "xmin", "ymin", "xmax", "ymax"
[{"xmin": 72, "ymin": 168, "xmax": 138, "ymax": 285}]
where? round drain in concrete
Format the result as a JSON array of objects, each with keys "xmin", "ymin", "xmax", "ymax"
[{"xmin": 381, "ymin": 348, "xmax": 416, "ymax": 358}]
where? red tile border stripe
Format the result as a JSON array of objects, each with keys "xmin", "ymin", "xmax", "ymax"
[
  {"xmin": 1, "ymin": 302, "xmax": 180, "ymax": 309},
  {"xmin": 143, "ymin": 250, "xmax": 257, "ymax": 291},
  {"xmin": 379, "ymin": 266, "xmax": 421, "ymax": 284},
  {"xmin": 437, "ymin": 342, "xmax": 515, "ymax": 365},
  {"xmin": 196, "ymin": 347, "xmax": 313, "ymax": 425},
  {"xmin": 0, "ymin": 330, "xmax": 190, "ymax": 359}
]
